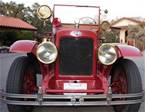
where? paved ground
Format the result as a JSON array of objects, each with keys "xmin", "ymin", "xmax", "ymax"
[
  {"xmin": 33, "ymin": 107, "xmax": 113, "ymax": 112},
  {"xmin": 0, "ymin": 52, "xmax": 145, "ymax": 112}
]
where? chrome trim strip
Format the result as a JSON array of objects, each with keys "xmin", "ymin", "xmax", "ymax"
[
  {"xmin": 0, "ymin": 98, "xmax": 144, "ymax": 106},
  {"xmin": 0, "ymin": 91, "xmax": 144, "ymax": 106}
]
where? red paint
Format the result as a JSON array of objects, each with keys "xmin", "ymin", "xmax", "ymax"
[
  {"xmin": 97, "ymin": 75, "xmax": 109, "ymax": 94},
  {"xmin": 112, "ymin": 70, "xmax": 128, "ymax": 94},
  {"xmin": 52, "ymin": 18, "xmax": 61, "ymax": 27},
  {"xmin": 10, "ymin": 4, "xmax": 142, "ymax": 96},
  {"xmin": 23, "ymin": 67, "xmax": 36, "ymax": 94},
  {"xmin": 39, "ymin": 28, "xmax": 106, "ymax": 94},
  {"xmin": 37, "ymin": 28, "xmax": 108, "ymax": 94},
  {"xmin": 38, "ymin": 29, "xmax": 109, "ymax": 94},
  {"xmin": 44, "ymin": 78, "xmax": 104, "ymax": 94},
  {"xmin": 40, "ymin": 64, "xmax": 50, "ymax": 93},
  {"xmin": 115, "ymin": 44, "xmax": 142, "ymax": 57},
  {"xmin": 55, "ymin": 29, "xmax": 98, "ymax": 80},
  {"xmin": 10, "ymin": 40, "xmax": 37, "ymax": 54}
]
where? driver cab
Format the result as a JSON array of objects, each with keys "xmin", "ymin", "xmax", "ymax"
[{"xmin": 52, "ymin": 4, "xmax": 100, "ymax": 32}]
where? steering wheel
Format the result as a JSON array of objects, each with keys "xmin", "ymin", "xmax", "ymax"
[{"xmin": 78, "ymin": 17, "xmax": 96, "ymax": 24}]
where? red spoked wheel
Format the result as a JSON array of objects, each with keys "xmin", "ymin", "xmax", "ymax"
[
  {"xmin": 111, "ymin": 64, "xmax": 128, "ymax": 112},
  {"xmin": 111, "ymin": 59, "xmax": 142, "ymax": 112},
  {"xmin": 112, "ymin": 69, "xmax": 128, "ymax": 94},
  {"xmin": 23, "ymin": 67, "xmax": 37, "ymax": 94},
  {"xmin": 6, "ymin": 56, "xmax": 39, "ymax": 112}
]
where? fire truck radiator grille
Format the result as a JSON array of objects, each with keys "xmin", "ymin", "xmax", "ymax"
[{"xmin": 59, "ymin": 37, "xmax": 93, "ymax": 75}]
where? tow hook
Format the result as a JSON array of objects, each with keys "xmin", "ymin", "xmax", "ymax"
[
  {"xmin": 37, "ymin": 86, "xmax": 43, "ymax": 105},
  {"xmin": 107, "ymin": 87, "xmax": 112, "ymax": 105},
  {"xmin": 71, "ymin": 96, "xmax": 76, "ymax": 105}
]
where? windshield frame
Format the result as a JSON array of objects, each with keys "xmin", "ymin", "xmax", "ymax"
[{"xmin": 53, "ymin": 4, "xmax": 101, "ymax": 25}]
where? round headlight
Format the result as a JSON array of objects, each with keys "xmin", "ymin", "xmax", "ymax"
[
  {"xmin": 36, "ymin": 41, "xmax": 58, "ymax": 64},
  {"xmin": 98, "ymin": 44, "xmax": 117, "ymax": 65},
  {"xmin": 37, "ymin": 5, "xmax": 52, "ymax": 20}
]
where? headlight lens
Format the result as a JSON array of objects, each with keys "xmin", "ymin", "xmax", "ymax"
[
  {"xmin": 36, "ymin": 41, "xmax": 58, "ymax": 64},
  {"xmin": 98, "ymin": 44, "xmax": 117, "ymax": 65}
]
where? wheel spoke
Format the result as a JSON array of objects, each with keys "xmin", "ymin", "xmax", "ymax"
[{"xmin": 23, "ymin": 67, "xmax": 37, "ymax": 94}]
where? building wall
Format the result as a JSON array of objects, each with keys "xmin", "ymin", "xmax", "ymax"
[
  {"xmin": 119, "ymin": 29, "xmax": 126, "ymax": 43},
  {"xmin": 112, "ymin": 19, "xmax": 140, "ymax": 27}
]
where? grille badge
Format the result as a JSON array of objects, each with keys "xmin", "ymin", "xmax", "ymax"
[{"xmin": 71, "ymin": 31, "xmax": 82, "ymax": 37}]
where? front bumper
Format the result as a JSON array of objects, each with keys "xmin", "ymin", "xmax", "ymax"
[{"xmin": 0, "ymin": 90, "xmax": 144, "ymax": 106}]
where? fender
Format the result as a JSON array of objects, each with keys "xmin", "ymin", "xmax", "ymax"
[
  {"xmin": 115, "ymin": 44, "xmax": 142, "ymax": 57},
  {"xmin": 10, "ymin": 40, "xmax": 37, "ymax": 53}
]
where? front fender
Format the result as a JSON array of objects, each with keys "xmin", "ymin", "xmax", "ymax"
[
  {"xmin": 10, "ymin": 40, "xmax": 37, "ymax": 54},
  {"xmin": 115, "ymin": 44, "xmax": 142, "ymax": 57}
]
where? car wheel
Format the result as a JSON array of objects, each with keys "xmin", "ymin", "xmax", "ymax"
[
  {"xmin": 6, "ymin": 56, "xmax": 38, "ymax": 112},
  {"xmin": 111, "ymin": 59, "xmax": 142, "ymax": 112}
]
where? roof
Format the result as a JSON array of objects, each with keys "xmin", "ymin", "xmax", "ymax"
[
  {"xmin": 0, "ymin": 16, "xmax": 37, "ymax": 31},
  {"xmin": 111, "ymin": 17, "xmax": 144, "ymax": 29},
  {"xmin": 111, "ymin": 17, "xmax": 143, "ymax": 26}
]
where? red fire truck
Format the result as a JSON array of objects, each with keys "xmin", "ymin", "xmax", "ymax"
[{"xmin": 0, "ymin": 4, "xmax": 144, "ymax": 112}]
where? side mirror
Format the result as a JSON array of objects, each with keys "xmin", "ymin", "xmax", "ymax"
[{"xmin": 37, "ymin": 5, "xmax": 52, "ymax": 20}]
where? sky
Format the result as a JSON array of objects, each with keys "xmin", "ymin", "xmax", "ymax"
[{"xmin": 2, "ymin": 0, "xmax": 145, "ymax": 21}]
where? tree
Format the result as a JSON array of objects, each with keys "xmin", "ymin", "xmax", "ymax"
[
  {"xmin": 0, "ymin": 1, "xmax": 52, "ymax": 46},
  {"xmin": 0, "ymin": 1, "xmax": 48, "ymax": 29},
  {"xmin": 100, "ymin": 29, "xmax": 119, "ymax": 43},
  {"xmin": 127, "ymin": 25, "xmax": 145, "ymax": 50},
  {"xmin": 0, "ymin": 1, "xmax": 26, "ymax": 19},
  {"xmin": 30, "ymin": 3, "xmax": 52, "ymax": 34},
  {"xmin": 0, "ymin": 30, "xmax": 33, "ymax": 46},
  {"xmin": 100, "ymin": 21, "xmax": 119, "ymax": 43}
]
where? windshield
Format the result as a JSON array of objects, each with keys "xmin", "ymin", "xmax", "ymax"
[{"xmin": 54, "ymin": 4, "xmax": 100, "ymax": 24}]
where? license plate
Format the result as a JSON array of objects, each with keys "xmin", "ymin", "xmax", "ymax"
[{"xmin": 64, "ymin": 83, "xmax": 87, "ymax": 95}]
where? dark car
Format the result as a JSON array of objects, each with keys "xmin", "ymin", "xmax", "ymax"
[{"xmin": 0, "ymin": 46, "xmax": 9, "ymax": 53}]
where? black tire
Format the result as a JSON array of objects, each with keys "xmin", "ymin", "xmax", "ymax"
[
  {"xmin": 111, "ymin": 59, "xmax": 142, "ymax": 112},
  {"xmin": 6, "ymin": 56, "xmax": 38, "ymax": 112}
]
